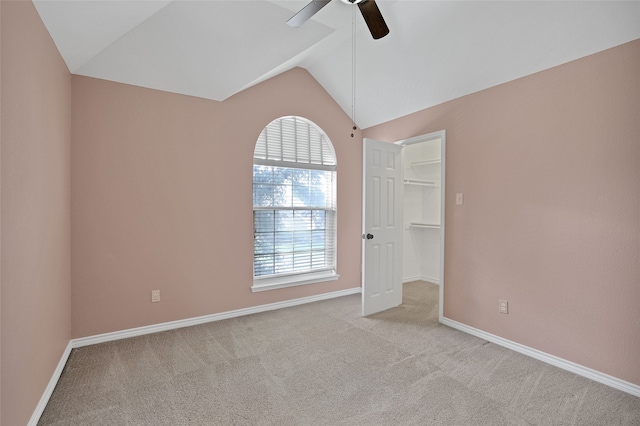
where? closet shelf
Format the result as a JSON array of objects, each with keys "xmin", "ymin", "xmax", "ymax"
[
  {"xmin": 408, "ymin": 222, "xmax": 441, "ymax": 229},
  {"xmin": 409, "ymin": 159, "xmax": 441, "ymax": 167},
  {"xmin": 404, "ymin": 178, "xmax": 438, "ymax": 187}
]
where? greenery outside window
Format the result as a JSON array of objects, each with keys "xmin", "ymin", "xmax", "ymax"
[{"xmin": 252, "ymin": 117, "xmax": 338, "ymax": 292}]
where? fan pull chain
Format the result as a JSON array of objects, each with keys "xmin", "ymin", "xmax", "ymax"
[{"xmin": 351, "ymin": 4, "xmax": 357, "ymax": 138}]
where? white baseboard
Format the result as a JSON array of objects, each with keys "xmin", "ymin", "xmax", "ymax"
[
  {"xmin": 28, "ymin": 341, "xmax": 73, "ymax": 426},
  {"xmin": 403, "ymin": 275, "xmax": 440, "ymax": 285},
  {"xmin": 72, "ymin": 287, "xmax": 361, "ymax": 348},
  {"xmin": 30, "ymin": 287, "xmax": 361, "ymax": 425},
  {"xmin": 33, "ymin": 288, "xmax": 637, "ymax": 426},
  {"xmin": 441, "ymin": 317, "xmax": 640, "ymax": 398}
]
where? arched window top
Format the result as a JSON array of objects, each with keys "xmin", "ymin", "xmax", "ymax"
[
  {"xmin": 251, "ymin": 115, "xmax": 338, "ymax": 290},
  {"xmin": 254, "ymin": 116, "xmax": 336, "ymax": 170}
]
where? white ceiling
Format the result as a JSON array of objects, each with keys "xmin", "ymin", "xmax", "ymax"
[{"xmin": 34, "ymin": 0, "xmax": 640, "ymax": 129}]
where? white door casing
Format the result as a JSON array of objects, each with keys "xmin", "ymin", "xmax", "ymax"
[
  {"xmin": 395, "ymin": 129, "xmax": 446, "ymax": 322},
  {"xmin": 362, "ymin": 138, "xmax": 404, "ymax": 316}
]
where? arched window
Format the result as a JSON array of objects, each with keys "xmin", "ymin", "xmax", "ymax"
[{"xmin": 252, "ymin": 116, "xmax": 338, "ymax": 292}]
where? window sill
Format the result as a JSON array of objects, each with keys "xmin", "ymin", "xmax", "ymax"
[{"xmin": 251, "ymin": 271, "xmax": 339, "ymax": 292}]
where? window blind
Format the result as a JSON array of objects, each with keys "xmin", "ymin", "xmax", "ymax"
[
  {"xmin": 253, "ymin": 116, "xmax": 337, "ymax": 282},
  {"xmin": 253, "ymin": 165, "xmax": 336, "ymax": 278},
  {"xmin": 254, "ymin": 116, "xmax": 336, "ymax": 169}
]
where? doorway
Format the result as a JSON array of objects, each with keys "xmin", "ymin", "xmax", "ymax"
[
  {"xmin": 398, "ymin": 131, "xmax": 445, "ymax": 321},
  {"xmin": 362, "ymin": 130, "xmax": 445, "ymax": 320}
]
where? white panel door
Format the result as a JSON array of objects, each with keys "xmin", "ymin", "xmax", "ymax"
[{"xmin": 362, "ymin": 138, "xmax": 404, "ymax": 316}]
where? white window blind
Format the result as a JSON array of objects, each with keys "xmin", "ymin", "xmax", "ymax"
[
  {"xmin": 253, "ymin": 117, "xmax": 337, "ymax": 286},
  {"xmin": 254, "ymin": 116, "xmax": 336, "ymax": 170}
]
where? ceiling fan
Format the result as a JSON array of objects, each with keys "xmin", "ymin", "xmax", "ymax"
[{"xmin": 287, "ymin": 0, "xmax": 390, "ymax": 40}]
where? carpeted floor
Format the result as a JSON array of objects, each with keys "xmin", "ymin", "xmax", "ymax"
[{"xmin": 39, "ymin": 281, "xmax": 639, "ymax": 425}]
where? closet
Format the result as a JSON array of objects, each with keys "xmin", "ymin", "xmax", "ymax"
[{"xmin": 401, "ymin": 136, "xmax": 442, "ymax": 284}]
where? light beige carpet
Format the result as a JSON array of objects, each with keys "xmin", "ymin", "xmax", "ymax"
[{"xmin": 39, "ymin": 281, "xmax": 639, "ymax": 425}]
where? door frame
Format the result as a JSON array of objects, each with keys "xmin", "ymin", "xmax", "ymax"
[{"xmin": 395, "ymin": 130, "xmax": 446, "ymax": 322}]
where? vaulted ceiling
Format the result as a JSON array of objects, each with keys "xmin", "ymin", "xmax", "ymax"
[{"xmin": 34, "ymin": 1, "xmax": 640, "ymax": 129}]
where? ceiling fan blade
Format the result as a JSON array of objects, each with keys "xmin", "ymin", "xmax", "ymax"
[
  {"xmin": 287, "ymin": 0, "xmax": 332, "ymax": 27},
  {"xmin": 358, "ymin": 0, "xmax": 389, "ymax": 39}
]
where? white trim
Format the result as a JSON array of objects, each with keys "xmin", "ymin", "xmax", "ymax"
[
  {"xmin": 395, "ymin": 129, "xmax": 446, "ymax": 323},
  {"xmin": 438, "ymin": 132, "xmax": 446, "ymax": 323},
  {"xmin": 441, "ymin": 317, "xmax": 640, "ymax": 398},
  {"xmin": 253, "ymin": 158, "xmax": 336, "ymax": 172},
  {"xmin": 27, "ymin": 287, "xmax": 638, "ymax": 425},
  {"xmin": 72, "ymin": 286, "xmax": 359, "ymax": 348},
  {"xmin": 30, "ymin": 287, "xmax": 361, "ymax": 424},
  {"xmin": 425, "ymin": 276, "xmax": 440, "ymax": 285},
  {"xmin": 402, "ymin": 275, "xmax": 440, "ymax": 285},
  {"xmin": 28, "ymin": 341, "xmax": 73, "ymax": 426},
  {"xmin": 251, "ymin": 271, "xmax": 339, "ymax": 292}
]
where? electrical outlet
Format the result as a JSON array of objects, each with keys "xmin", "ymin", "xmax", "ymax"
[
  {"xmin": 499, "ymin": 299, "xmax": 508, "ymax": 314},
  {"xmin": 151, "ymin": 290, "xmax": 160, "ymax": 303},
  {"xmin": 456, "ymin": 193, "xmax": 464, "ymax": 205}
]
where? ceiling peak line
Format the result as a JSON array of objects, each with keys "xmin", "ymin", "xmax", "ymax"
[{"xmin": 350, "ymin": 4, "xmax": 357, "ymax": 138}]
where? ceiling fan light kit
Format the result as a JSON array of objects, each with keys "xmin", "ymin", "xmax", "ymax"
[{"xmin": 288, "ymin": 0, "xmax": 389, "ymax": 40}]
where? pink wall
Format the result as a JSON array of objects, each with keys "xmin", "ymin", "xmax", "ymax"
[
  {"xmin": 71, "ymin": 68, "xmax": 362, "ymax": 338},
  {"xmin": 3, "ymin": 4, "xmax": 637, "ymax": 423},
  {"xmin": 0, "ymin": 2, "xmax": 3, "ymax": 421},
  {"xmin": 1, "ymin": 1, "xmax": 72, "ymax": 424},
  {"xmin": 364, "ymin": 39, "xmax": 640, "ymax": 386}
]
